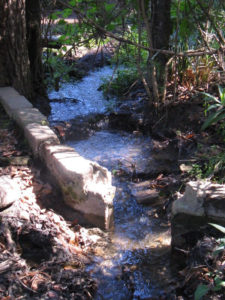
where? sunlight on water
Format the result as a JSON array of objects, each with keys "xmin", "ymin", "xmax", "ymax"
[
  {"xmin": 48, "ymin": 66, "xmax": 115, "ymax": 121},
  {"xmin": 68, "ymin": 130, "xmax": 152, "ymax": 174},
  {"xmin": 68, "ymin": 132, "xmax": 171, "ymax": 299},
  {"xmin": 49, "ymin": 67, "xmax": 172, "ymax": 299}
]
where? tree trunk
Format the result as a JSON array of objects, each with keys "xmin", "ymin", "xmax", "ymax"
[
  {"xmin": 150, "ymin": 0, "xmax": 171, "ymax": 85},
  {"xmin": 0, "ymin": 0, "xmax": 50, "ymax": 114},
  {"xmin": 0, "ymin": 0, "xmax": 33, "ymax": 99},
  {"xmin": 26, "ymin": 0, "xmax": 46, "ymax": 97}
]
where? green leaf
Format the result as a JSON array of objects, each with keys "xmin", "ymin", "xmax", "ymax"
[
  {"xmin": 201, "ymin": 92, "xmax": 220, "ymax": 103},
  {"xmin": 62, "ymin": 8, "xmax": 73, "ymax": 18},
  {"xmin": 211, "ymin": 112, "xmax": 225, "ymax": 124},
  {"xmin": 205, "ymin": 104, "xmax": 221, "ymax": 112},
  {"xmin": 112, "ymin": 169, "xmax": 118, "ymax": 175},
  {"xmin": 69, "ymin": 0, "xmax": 76, "ymax": 6},
  {"xmin": 106, "ymin": 23, "xmax": 116, "ymax": 31},
  {"xmin": 217, "ymin": 238, "xmax": 225, "ymax": 243},
  {"xmin": 105, "ymin": 3, "xmax": 115, "ymax": 13},
  {"xmin": 209, "ymin": 223, "xmax": 225, "ymax": 233},
  {"xmin": 201, "ymin": 110, "xmax": 222, "ymax": 130},
  {"xmin": 213, "ymin": 277, "xmax": 225, "ymax": 291},
  {"xmin": 213, "ymin": 245, "xmax": 225, "ymax": 256},
  {"xmin": 194, "ymin": 284, "xmax": 210, "ymax": 300},
  {"xmin": 50, "ymin": 12, "xmax": 59, "ymax": 20},
  {"xmin": 218, "ymin": 85, "xmax": 225, "ymax": 104},
  {"xmin": 58, "ymin": 19, "xmax": 66, "ymax": 25}
]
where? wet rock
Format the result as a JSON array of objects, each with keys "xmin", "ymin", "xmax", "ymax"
[
  {"xmin": 0, "ymin": 176, "xmax": 20, "ymax": 209},
  {"xmin": 152, "ymin": 139, "xmax": 179, "ymax": 162},
  {"xmin": 65, "ymin": 114, "xmax": 108, "ymax": 141},
  {"xmin": 76, "ymin": 43, "xmax": 115, "ymax": 72},
  {"xmin": 131, "ymin": 181, "xmax": 161, "ymax": 206},
  {"xmin": 108, "ymin": 98, "xmax": 148, "ymax": 132},
  {"xmin": 133, "ymin": 189, "xmax": 160, "ymax": 205},
  {"xmin": 171, "ymin": 181, "xmax": 225, "ymax": 253}
]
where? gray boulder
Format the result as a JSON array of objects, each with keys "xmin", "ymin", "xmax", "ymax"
[{"xmin": 171, "ymin": 180, "xmax": 225, "ymax": 250}]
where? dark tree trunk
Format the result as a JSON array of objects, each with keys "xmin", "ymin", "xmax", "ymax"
[
  {"xmin": 0, "ymin": 0, "xmax": 33, "ymax": 98},
  {"xmin": 151, "ymin": 0, "xmax": 171, "ymax": 84},
  {"xmin": 26, "ymin": 0, "xmax": 46, "ymax": 97},
  {"xmin": 0, "ymin": 0, "xmax": 50, "ymax": 114}
]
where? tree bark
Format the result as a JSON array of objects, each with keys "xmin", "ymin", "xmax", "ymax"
[
  {"xmin": 26, "ymin": 0, "xmax": 46, "ymax": 97},
  {"xmin": 0, "ymin": 0, "xmax": 33, "ymax": 99},
  {"xmin": 0, "ymin": 0, "xmax": 50, "ymax": 114},
  {"xmin": 150, "ymin": 0, "xmax": 171, "ymax": 84}
]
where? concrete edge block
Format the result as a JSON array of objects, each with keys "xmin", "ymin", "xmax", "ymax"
[
  {"xmin": 24, "ymin": 123, "xmax": 60, "ymax": 156},
  {"xmin": 43, "ymin": 144, "xmax": 115, "ymax": 229},
  {"xmin": 0, "ymin": 87, "xmax": 20, "ymax": 98},
  {"xmin": 13, "ymin": 107, "xmax": 48, "ymax": 128},
  {"xmin": 0, "ymin": 87, "xmax": 33, "ymax": 116}
]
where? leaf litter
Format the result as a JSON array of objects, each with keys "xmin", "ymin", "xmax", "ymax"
[{"xmin": 0, "ymin": 105, "xmax": 97, "ymax": 299}]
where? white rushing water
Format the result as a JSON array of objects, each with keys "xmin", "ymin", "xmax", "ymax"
[{"xmin": 48, "ymin": 66, "xmax": 115, "ymax": 121}]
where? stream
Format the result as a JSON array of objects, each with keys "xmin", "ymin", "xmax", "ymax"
[{"xmin": 48, "ymin": 66, "xmax": 173, "ymax": 299}]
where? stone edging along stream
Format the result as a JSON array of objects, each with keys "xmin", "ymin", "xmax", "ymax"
[{"xmin": 0, "ymin": 87, "xmax": 115, "ymax": 229}]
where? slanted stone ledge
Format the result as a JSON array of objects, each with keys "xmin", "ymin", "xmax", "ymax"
[
  {"xmin": 0, "ymin": 87, "xmax": 115, "ymax": 229},
  {"xmin": 171, "ymin": 180, "xmax": 225, "ymax": 251}
]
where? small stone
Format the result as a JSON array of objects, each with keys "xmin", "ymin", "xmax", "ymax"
[
  {"xmin": 47, "ymin": 290, "xmax": 59, "ymax": 299},
  {"xmin": 133, "ymin": 189, "xmax": 160, "ymax": 205},
  {"xmin": 179, "ymin": 163, "xmax": 192, "ymax": 172},
  {"xmin": 0, "ymin": 175, "xmax": 20, "ymax": 209}
]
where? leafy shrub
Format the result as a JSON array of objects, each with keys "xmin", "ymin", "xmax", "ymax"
[
  {"xmin": 43, "ymin": 50, "xmax": 74, "ymax": 90},
  {"xmin": 201, "ymin": 85, "xmax": 225, "ymax": 130},
  {"xmin": 188, "ymin": 144, "xmax": 225, "ymax": 183},
  {"xmin": 101, "ymin": 68, "xmax": 140, "ymax": 97}
]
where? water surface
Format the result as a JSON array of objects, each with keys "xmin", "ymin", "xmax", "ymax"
[{"xmin": 49, "ymin": 67, "xmax": 172, "ymax": 299}]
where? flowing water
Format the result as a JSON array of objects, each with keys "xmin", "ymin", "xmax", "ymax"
[{"xmin": 49, "ymin": 67, "xmax": 173, "ymax": 299}]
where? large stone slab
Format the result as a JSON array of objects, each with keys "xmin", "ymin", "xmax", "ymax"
[
  {"xmin": 11, "ymin": 107, "xmax": 60, "ymax": 155},
  {"xmin": 24, "ymin": 123, "xmax": 60, "ymax": 155},
  {"xmin": 0, "ymin": 87, "xmax": 33, "ymax": 116},
  {"xmin": 13, "ymin": 108, "xmax": 48, "ymax": 127},
  {"xmin": 172, "ymin": 181, "xmax": 225, "ymax": 220},
  {"xmin": 43, "ymin": 144, "xmax": 116, "ymax": 229},
  {"xmin": 171, "ymin": 180, "xmax": 225, "ymax": 251}
]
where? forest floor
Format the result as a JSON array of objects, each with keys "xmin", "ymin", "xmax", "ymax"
[{"xmin": 0, "ymin": 104, "xmax": 97, "ymax": 299}]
